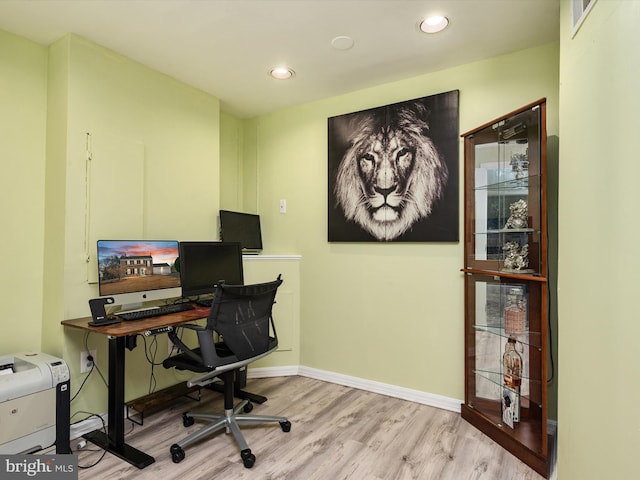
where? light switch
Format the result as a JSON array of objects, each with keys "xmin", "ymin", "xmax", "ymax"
[{"xmin": 279, "ymin": 199, "xmax": 287, "ymax": 214}]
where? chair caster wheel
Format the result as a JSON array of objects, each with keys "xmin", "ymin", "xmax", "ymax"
[
  {"xmin": 170, "ymin": 444, "xmax": 185, "ymax": 463},
  {"xmin": 182, "ymin": 413, "xmax": 194, "ymax": 427},
  {"xmin": 241, "ymin": 449, "xmax": 255, "ymax": 468},
  {"xmin": 243, "ymin": 401, "xmax": 254, "ymax": 413},
  {"xmin": 280, "ymin": 420, "xmax": 292, "ymax": 432}
]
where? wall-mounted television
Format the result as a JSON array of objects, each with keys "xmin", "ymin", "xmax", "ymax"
[
  {"xmin": 219, "ymin": 210, "xmax": 263, "ymax": 252},
  {"xmin": 97, "ymin": 240, "xmax": 181, "ymax": 311},
  {"xmin": 179, "ymin": 242, "xmax": 244, "ymax": 298}
]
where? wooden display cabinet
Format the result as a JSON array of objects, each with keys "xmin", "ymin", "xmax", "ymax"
[{"xmin": 461, "ymin": 99, "xmax": 549, "ymax": 477}]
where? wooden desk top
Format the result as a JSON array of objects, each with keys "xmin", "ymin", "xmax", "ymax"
[{"xmin": 61, "ymin": 305, "xmax": 211, "ymax": 337}]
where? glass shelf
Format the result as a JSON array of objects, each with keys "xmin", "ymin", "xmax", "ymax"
[
  {"xmin": 472, "ymin": 368, "xmax": 543, "ymax": 404},
  {"xmin": 474, "ymin": 174, "xmax": 536, "ymax": 192},
  {"xmin": 472, "ymin": 324, "xmax": 543, "ymax": 350},
  {"xmin": 482, "ymin": 228, "xmax": 536, "ymax": 234}
]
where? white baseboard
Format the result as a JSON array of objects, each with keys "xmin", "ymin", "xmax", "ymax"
[
  {"xmin": 246, "ymin": 365, "xmax": 299, "ymax": 378},
  {"xmin": 247, "ymin": 365, "xmax": 462, "ymax": 413}
]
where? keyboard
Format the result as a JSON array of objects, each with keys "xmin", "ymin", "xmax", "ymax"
[{"xmin": 116, "ymin": 303, "xmax": 195, "ymax": 321}]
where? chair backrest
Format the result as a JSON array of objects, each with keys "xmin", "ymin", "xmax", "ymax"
[{"xmin": 206, "ymin": 276, "xmax": 283, "ymax": 361}]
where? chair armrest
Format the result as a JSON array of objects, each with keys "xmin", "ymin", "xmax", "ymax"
[
  {"xmin": 196, "ymin": 329, "xmax": 220, "ymax": 367},
  {"xmin": 169, "ymin": 323, "xmax": 219, "ymax": 368},
  {"xmin": 167, "ymin": 325, "xmax": 207, "ymax": 365}
]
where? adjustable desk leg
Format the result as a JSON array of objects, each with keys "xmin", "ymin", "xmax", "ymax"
[{"xmin": 83, "ymin": 335, "xmax": 155, "ymax": 469}]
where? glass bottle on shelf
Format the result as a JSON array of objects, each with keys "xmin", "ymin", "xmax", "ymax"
[
  {"xmin": 504, "ymin": 287, "xmax": 527, "ymax": 335},
  {"xmin": 502, "ymin": 337, "xmax": 522, "ymax": 427}
]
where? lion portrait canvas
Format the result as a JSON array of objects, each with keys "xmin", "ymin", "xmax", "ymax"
[{"xmin": 328, "ymin": 90, "xmax": 459, "ymax": 242}]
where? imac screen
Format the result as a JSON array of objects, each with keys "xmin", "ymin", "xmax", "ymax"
[
  {"xmin": 179, "ymin": 242, "xmax": 244, "ymax": 297},
  {"xmin": 97, "ymin": 240, "xmax": 181, "ymax": 308},
  {"xmin": 219, "ymin": 210, "xmax": 263, "ymax": 251}
]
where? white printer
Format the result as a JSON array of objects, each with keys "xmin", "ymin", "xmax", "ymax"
[{"xmin": 0, "ymin": 352, "xmax": 71, "ymax": 454}]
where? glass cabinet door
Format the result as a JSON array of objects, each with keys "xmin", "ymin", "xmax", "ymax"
[
  {"xmin": 464, "ymin": 104, "xmax": 544, "ymax": 275},
  {"xmin": 464, "ymin": 274, "xmax": 546, "ymax": 454}
]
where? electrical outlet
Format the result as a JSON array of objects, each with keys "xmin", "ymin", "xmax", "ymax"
[{"xmin": 80, "ymin": 350, "xmax": 96, "ymax": 373}]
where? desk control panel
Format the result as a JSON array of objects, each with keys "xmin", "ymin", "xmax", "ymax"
[{"xmin": 144, "ymin": 326, "xmax": 174, "ymax": 337}]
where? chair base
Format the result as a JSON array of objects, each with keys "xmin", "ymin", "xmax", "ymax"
[{"xmin": 170, "ymin": 398, "xmax": 291, "ymax": 468}]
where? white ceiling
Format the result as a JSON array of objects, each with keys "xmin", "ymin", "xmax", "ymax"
[{"xmin": 0, "ymin": 0, "xmax": 559, "ymax": 118}]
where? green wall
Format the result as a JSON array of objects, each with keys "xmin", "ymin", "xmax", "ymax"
[
  {"xmin": 219, "ymin": 110, "xmax": 259, "ymax": 214},
  {"xmin": 0, "ymin": 30, "xmax": 48, "ymax": 353},
  {"xmin": 219, "ymin": 111, "xmax": 243, "ymax": 211},
  {"xmin": 61, "ymin": 35, "xmax": 221, "ymax": 415},
  {"xmin": 244, "ymin": 42, "xmax": 559, "ymax": 403},
  {"xmin": 0, "ymin": 32, "xmax": 222, "ymax": 416},
  {"xmin": 557, "ymin": 1, "xmax": 640, "ymax": 478}
]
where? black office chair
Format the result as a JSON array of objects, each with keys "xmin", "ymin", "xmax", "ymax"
[{"xmin": 162, "ymin": 276, "xmax": 291, "ymax": 468}]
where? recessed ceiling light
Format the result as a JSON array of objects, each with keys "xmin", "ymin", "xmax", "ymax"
[
  {"xmin": 269, "ymin": 67, "xmax": 295, "ymax": 80},
  {"xmin": 419, "ymin": 15, "xmax": 449, "ymax": 34}
]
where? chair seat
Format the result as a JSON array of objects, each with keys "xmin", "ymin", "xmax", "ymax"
[
  {"xmin": 163, "ymin": 343, "xmax": 235, "ymax": 373},
  {"xmin": 163, "ymin": 337, "xmax": 278, "ymax": 373}
]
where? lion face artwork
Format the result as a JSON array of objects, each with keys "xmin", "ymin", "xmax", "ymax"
[{"xmin": 328, "ymin": 91, "xmax": 459, "ymax": 242}]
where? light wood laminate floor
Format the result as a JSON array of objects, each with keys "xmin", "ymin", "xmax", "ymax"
[{"xmin": 76, "ymin": 376, "xmax": 547, "ymax": 480}]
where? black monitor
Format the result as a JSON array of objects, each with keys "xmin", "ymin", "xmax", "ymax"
[
  {"xmin": 219, "ymin": 210, "xmax": 263, "ymax": 252},
  {"xmin": 178, "ymin": 241, "xmax": 244, "ymax": 297}
]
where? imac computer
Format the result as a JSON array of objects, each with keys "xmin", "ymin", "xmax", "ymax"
[
  {"xmin": 179, "ymin": 241, "xmax": 244, "ymax": 303},
  {"xmin": 219, "ymin": 210, "xmax": 263, "ymax": 253},
  {"xmin": 97, "ymin": 240, "xmax": 182, "ymax": 312}
]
